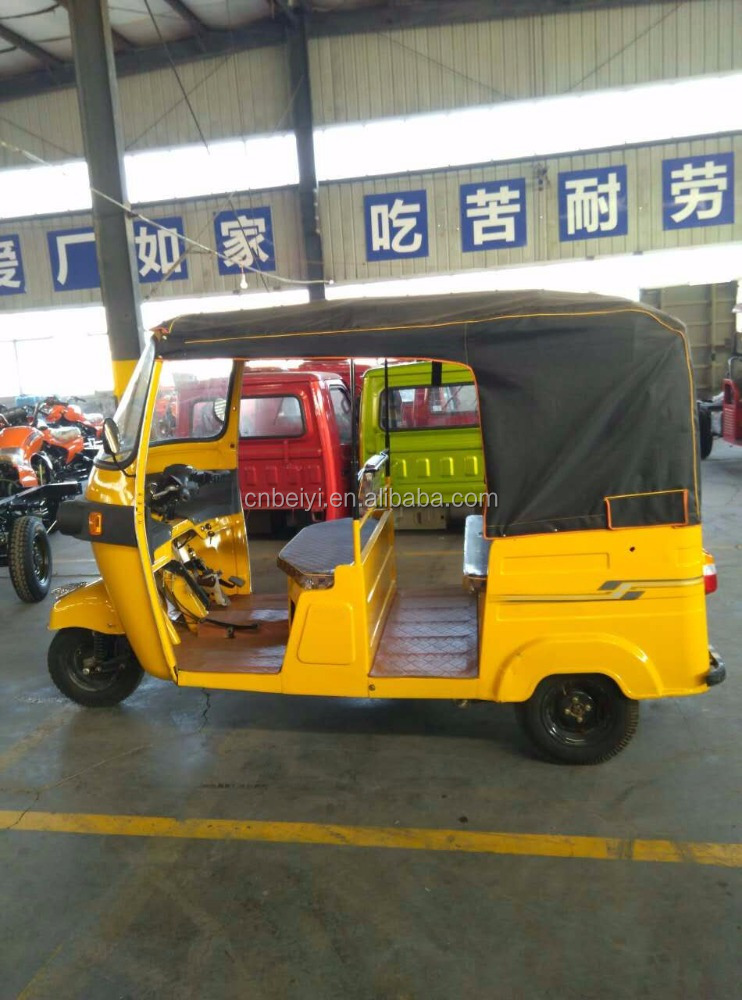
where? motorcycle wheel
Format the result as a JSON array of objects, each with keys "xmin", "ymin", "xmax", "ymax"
[
  {"xmin": 8, "ymin": 515, "xmax": 52, "ymax": 603},
  {"xmin": 48, "ymin": 629, "xmax": 144, "ymax": 707}
]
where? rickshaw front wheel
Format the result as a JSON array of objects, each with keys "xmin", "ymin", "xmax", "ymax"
[
  {"xmin": 515, "ymin": 673, "xmax": 639, "ymax": 765},
  {"xmin": 48, "ymin": 628, "xmax": 144, "ymax": 708}
]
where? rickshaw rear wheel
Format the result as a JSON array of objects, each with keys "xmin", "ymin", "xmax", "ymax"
[
  {"xmin": 515, "ymin": 673, "xmax": 639, "ymax": 765},
  {"xmin": 48, "ymin": 628, "xmax": 144, "ymax": 708}
]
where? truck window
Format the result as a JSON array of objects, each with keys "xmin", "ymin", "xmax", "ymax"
[
  {"xmin": 240, "ymin": 395, "xmax": 305, "ymax": 438},
  {"xmin": 330, "ymin": 387, "xmax": 352, "ymax": 444},
  {"xmin": 380, "ymin": 383, "xmax": 479, "ymax": 431}
]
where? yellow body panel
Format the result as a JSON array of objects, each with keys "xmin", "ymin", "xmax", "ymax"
[
  {"xmin": 49, "ymin": 579, "xmax": 123, "ymax": 635},
  {"xmin": 478, "ymin": 524, "xmax": 709, "ymax": 701}
]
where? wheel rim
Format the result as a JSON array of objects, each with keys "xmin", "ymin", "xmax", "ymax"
[
  {"xmin": 32, "ymin": 534, "xmax": 51, "ymax": 586},
  {"xmin": 540, "ymin": 679, "xmax": 614, "ymax": 747},
  {"xmin": 65, "ymin": 638, "xmax": 120, "ymax": 693}
]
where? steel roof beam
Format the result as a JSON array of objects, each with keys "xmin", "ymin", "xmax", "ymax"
[{"xmin": 0, "ymin": 21, "xmax": 65, "ymax": 70}]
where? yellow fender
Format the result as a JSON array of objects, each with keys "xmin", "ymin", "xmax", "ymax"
[
  {"xmin": 493, "ymin": 633, "xmax": 662, "ymax": 702},
  {"xmin": 49, "ymin": 579, "xmax": 124, "ymax": 636}
]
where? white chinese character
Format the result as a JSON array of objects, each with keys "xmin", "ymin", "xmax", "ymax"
[
  {"xmin": 564, "ymin": 173, "xmax": 622, "ymax": 235},
  {"xmin": 220, "ymin": 215, "xmax": 269, "ymax": 268},
  {"xmin": 0, "ymin": 238, "xmax": 21, "ymax": 289},
  {"xmin": 465, "ymin": 186, "xmax": 522, "ymax": 245},
  {"xmin": 369, "ymin": 198, "xmax": 423, "ymax": 254},
  {"xmin": 135, "ymin": 226, "xmax": 184, "ymax": 278},
  {"xmin": 670, "ymin": 161, "xmax": 728, "ymax": 223},
  {"xmin": 54, "ymin": 231, "xmax": 96, "ymax": 286}
]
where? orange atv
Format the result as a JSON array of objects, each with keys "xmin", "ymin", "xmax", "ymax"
[
  {"xmin": 0, "ymin": 405, "xmax": 50, "ymax": 495},
  {"xmin": 0, "ymin": 404, "xmax": 95, "ymax": 493},
  {"xmin": 37, "ymin": 396, "xmax": 104, "ymax": 443}
]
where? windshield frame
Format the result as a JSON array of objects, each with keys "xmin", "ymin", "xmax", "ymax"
[{"xmin": 94, "ymin": 340, "xmax": 155, "ymax": 471}]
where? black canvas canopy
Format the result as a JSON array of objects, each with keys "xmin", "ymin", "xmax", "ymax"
[{"xmin": 158, "ymin": 289, "xmax": 700, "ymax": 537}]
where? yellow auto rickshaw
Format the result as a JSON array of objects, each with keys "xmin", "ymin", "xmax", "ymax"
[{"xmin": 48, "ymin": 290, "xmax": 724, "ymax": 764}]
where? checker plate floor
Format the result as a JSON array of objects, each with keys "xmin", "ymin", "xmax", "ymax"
[{"xmin": 370, "ymin": 589, "xmax": 479, "ymax": 679}]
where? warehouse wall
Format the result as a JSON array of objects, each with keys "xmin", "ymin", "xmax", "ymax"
[
  {"xmin": 319, "ymin": 133, "xmax": 741, "ymax": 283},
  {"xmin": 2, "ymin": 131, "xmax": 738, "ymax": 310},
  {"xmin": 0, "ymin": 45, "xmax": 289, "ymax": 167},
  {"xmin": 642, "ymin": 282, "xmax": 737, "ymax": 396},
  {"xmin": 309, "ymin": 0, "xmax": 741, "ymax": 122},
  {"xmin": 1, "ymin": 0, "xmax": 739, "ymax": 168}
]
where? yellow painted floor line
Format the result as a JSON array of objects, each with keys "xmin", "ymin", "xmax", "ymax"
[{"xmin": 1, "ymin": 809, "xmax": 741, "ymax": 868}]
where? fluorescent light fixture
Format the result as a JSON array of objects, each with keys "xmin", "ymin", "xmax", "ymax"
[{"xmin": 314, "ymin": 72, "xmax": 742, "ymax": 181}]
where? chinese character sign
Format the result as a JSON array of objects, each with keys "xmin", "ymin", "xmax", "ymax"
[
  {"xmin": 134, "ymin": 216, "xmax": 188, "ymax": 283},
  {"xmin": 0, "ymin": 234, "xmax": 25, "ymax": 296},
  {"xmin": 48, "ymin": 218, "xmax": 187, "ymax": 291},
  {"xmin": 47, "ymin": 227, "xmax": 99, "ymax": 291},
  {"xmin": 214, "ymin": 207, "xmax": 276, "ymax": 275},
  {"xmin": 558, "ymin": 166, "xmax": 628, "ymax": 241},
  {"xmin": 364, "ymin": 191, "xmax": 429, "ymax": 261},
  {"xmin": 460, "ymin": 179, "xmax": 527, "ymax": 251},
  {"xmin": 662, "ymin": 153, "xmax": 734, "ymax": 230}
]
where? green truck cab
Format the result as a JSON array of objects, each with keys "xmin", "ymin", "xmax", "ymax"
[{"xmin": 360, "ymin": 361, "xmax": 486, "ymax": 524}]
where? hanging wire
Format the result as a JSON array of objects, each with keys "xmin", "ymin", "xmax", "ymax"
[
  {"xmin": 0, "ymin": 135, "xmax": 322, "ymax": 287},
  {"xmin": 141, "ymin": 0, "xmax": 272, "ymax": 294}
]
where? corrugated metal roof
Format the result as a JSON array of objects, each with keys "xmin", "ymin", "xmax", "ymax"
[{"xmin": 0, "ymin": 2, "xmax": 680, "ymax": 94}]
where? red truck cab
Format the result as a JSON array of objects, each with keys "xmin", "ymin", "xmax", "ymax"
[{"xmin": 239, "ymin": 370, "xmax": 353, "ymax": 521}]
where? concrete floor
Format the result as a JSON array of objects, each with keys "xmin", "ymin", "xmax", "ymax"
[{"xmin": 1, "ymin": 449, "xmax": 741, "ymax": 999}]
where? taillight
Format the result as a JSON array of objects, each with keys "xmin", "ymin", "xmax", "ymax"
[{"xmin": 703, "ymin": 558, "xmax": 718, "ymax": 595}]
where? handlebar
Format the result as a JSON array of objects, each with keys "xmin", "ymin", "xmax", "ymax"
[{"xmin": 148, "ymin": 466, "xmax": 231, "ymax": 517}]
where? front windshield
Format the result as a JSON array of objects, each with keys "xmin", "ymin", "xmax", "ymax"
[
  {"xmin": 151, "ymin": 358, "xmax": 232, "ymax": 443},
  {"xmin": 99, "ymin": 340, "xmax": 155, "ymax": 463}
]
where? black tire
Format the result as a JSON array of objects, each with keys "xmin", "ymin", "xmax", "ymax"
[
  {"xmin": 48, "ymin": 628, "xmax": 144, "ymax": 707},
  {"xmin": 698, "ymin": 406, "xmax": 713, "ymax": 460},
  {"xmin": 9, "ymin": 515, "xmax": 52, "ymax": 603},
  {"xmin": 515, "ymin": 673, "xmax": 639, "ymax": 765}
]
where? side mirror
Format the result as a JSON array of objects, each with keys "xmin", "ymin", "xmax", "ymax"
[
  {"xmin": 213, "ymin": 398, "xmax": 227, "ymax": 422},
  {"xmin": 102, "ymin": 417, "xmax": 121, "ymax": 456}
]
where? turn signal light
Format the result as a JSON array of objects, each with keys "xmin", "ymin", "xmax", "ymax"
[
  {"xmin": 88, "ymin": 511, "xmax": 103, "ymax": 536},
  {"xmin": 703, "ymin": 558, "xmax": 718, "ymax": 595}
]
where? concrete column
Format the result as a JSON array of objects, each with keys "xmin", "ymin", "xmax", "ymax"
[{"xmin": 67, "ymin": 0, "xmax": 144, "ymax": 398}]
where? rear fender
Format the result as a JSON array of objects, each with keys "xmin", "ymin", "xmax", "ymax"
[
  {"xmin": 493, "ymin": 634, "xmax": 662, "ymax": 702},
  {"xmin": 49, "ymin": 578, "xmax": 124, "ymax": 635}
]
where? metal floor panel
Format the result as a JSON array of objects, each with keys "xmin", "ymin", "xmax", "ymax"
[{"xmin": 371, "ymin": 588, "xmax": 478, "ymax": 679}]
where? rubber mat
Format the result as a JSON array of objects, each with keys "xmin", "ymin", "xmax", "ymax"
[{"xmin": 176, "ymin": 594, "xmax": 288, "ymax": 674}]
